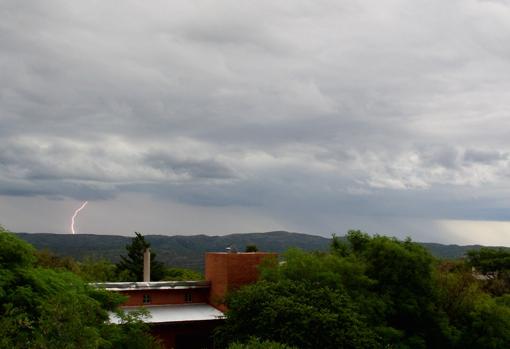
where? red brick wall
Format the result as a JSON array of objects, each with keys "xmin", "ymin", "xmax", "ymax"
[
  {"xmin": 151, "ymin": 320, "xmax": 222, "ymax": 349},
  {"xmin": 121, "ymin": 288, "xmax": 209, "ymax": 306},
  {"xmin": 205, "ymin": 252, "xmax": 277, "ymax": 311}
]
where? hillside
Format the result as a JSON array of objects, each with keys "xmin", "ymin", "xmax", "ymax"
[
  {"xmin": 14, "ymin": 231, "xmax": 329, "ymax": 270},
  {"xmin": 14, "ymin": 231, "xmax": 491, "ymax": 271}
]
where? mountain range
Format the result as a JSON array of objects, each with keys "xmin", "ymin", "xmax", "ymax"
[{"xmin": 14, "ymin": 231, "xmax": 492, "ymax": 271}]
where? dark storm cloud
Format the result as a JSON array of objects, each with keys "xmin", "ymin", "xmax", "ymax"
[
  {"xmin": 143, "ymin": 152, "xmax": 236, "ymax": 180},
  {"xmin": 2, "ymin": 0, "xmax": 510, "ymax": 239},
  {"xmin": 463, "ymin": 149, "xmax": 508, "ymax": 164}
]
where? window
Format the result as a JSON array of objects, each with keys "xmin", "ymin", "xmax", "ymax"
[
  {"xmin": 143, "ymin": 294, "xmax": 151, "ymax": 304},
  {"xmin": 184, "ymin": 292, "xmax": 192, "ymax": 303}
]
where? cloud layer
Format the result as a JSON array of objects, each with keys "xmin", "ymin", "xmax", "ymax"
[{"xmin": 2, "ymin": 0, "xmax": 510, "ymax": 243}]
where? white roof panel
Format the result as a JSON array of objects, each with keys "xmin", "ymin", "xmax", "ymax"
[
  {"xmin": 109, "ymin": 303, "xmax": 224, "ymax": 324},
  {"xmin": 93, "ymin": 281, "xmax": 210, "ymax": 291}
]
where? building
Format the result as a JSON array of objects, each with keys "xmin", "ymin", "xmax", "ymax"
[{"xmin": 95, "ymin": 251, "xmax": 276, "ymax": 349}]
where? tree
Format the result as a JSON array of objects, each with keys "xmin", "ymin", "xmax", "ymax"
[
  {"xmin": 217, "ymin": 246, "xmax": 381, "ymax": 349},
  {"xmin": 228, "ymin": 337, "xmax": 296, "ymax": 349},
  {"xmin": 78, "ymin": 257, "xmax": 120, "ymax": 282},
  {"xmin": 467, "ymin": 248, "xmax": 510, "ymax": 275},
  {"xmin": 216, "ymin": 279, "xmax": 380, "ymax": 349},
  {"xmin": 116, "ymin": 232, "xmax": 165, "ymax": 281},
  {"xmin": 350, "ymin": 233, "xmax": 440, "ymax": 347},
  {"xmin": 245, "ymin": 244, "xmax": 259, "ymax": 252},
  {"xmin": 467, "ymin": 247, "xmax": 510, "ymax": 296},
  {"xmin": 163, "ymin": 267, "xmax": 202, "ymax": 281},
  {"xmin": 0, "ymin": 227, "xmax": 160, "ymax": 348},
  {"xmin": 218, "ymin": 230, "xmax": 510, "ymax": 349},
  {"xmin": 34, "ymin": 249, "xmax": 81, "ymax": 274}
]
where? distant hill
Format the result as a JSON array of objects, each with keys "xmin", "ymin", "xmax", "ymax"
[
  {"xmin": 14, "ymin": 231, "xmax": 329, "ymax": 270},
  {"xmin": 14, "ymin": 231, "xmax": 493, "ymax": 271},
  {"xmin": 417, "ymin": 242, "xmax": 488, "ymax": 260}
]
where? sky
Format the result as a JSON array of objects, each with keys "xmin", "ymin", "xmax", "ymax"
[{"xmin": 1, "ymin": 0, "xmax": 510, "ymax": 245}]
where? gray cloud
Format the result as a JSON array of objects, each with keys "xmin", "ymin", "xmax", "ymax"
[
  {"xmin": 463, "ymin": 148, "xmax": 508, "ymax": 164},
  {"xmin": 143, "ymin": 152, "xmax": 236, "ymax": 180},
  {"xmin": 2, "ymin": 0, "xmax": 510, "ymax": 243}
]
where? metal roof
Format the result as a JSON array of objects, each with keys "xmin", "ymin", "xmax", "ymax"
[
  {"xmin": 93, "ymin": 280, "xmax": 210, "ymax": 291},
  {"xmin": 109, "ymin": 303, "xmax": 224, "ymax": 324}
]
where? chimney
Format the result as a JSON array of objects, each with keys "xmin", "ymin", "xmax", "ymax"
[
  {"xmin": 205, "ymin": 252, "xmax": 277, "ymax": 311},
  {"xmin": 143, "ymin": 248, "xmax": 151, "ymax": 282}
]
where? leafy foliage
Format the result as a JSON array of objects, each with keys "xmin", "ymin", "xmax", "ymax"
[
  {"xmin": 35, "ymin": 244, "xmax": 202, "ymax": 282},
  {"xmin": 116, "ymin": 232, "xmax": 166, "ymax": 281},
  {"xmin": 467, "ymin": 247, "xmax": 510, "ymax": 296},
  {"xmin": 217, "ymin": 279, "xmax": 379, "ymax": 349},
  {"xmin": 0, "ymin": 228, "xmax": 36, "ymax": 267},
  {"xmin": 218, "ymin": 230, "xmax": 510, "ymax": 349},
  {"xmin": 245, "ymin": 244, "xmax": 259, "ymax": 252},
  {"xmin": 79, "ymin": 257, "xmax": 123, "ymax": 282},
  {"xmin": 0, "ymin": 227, "xmax": 160, "ymax": 349},
  {"xmin": 228, "ymin": 337, "xmax": 297, "ymax": 349},
  {"xmin": 163, "ymin": 267, "xmax": 203, "ymax": 281},
  {"xmin": 16, "ymin": 231, "xmax": 489, "ymax": 272},
  {"xmin": 467, "ymin": 247, "xmax": 510, "ymax": 274}
]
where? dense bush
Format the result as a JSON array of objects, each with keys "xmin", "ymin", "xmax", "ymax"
[
  {"xmin": 217, "ymin": 230, "xmax": 510, "ymax": 349},
  {"xmin": 0, "ymin": 227, "xmax": 160, "ymax": 349},
  {"xmin": 228, "ymin": 337, "xmax": 296, "ymax": 349}
]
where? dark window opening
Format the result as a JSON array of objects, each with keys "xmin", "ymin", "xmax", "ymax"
[
  {"xmin": 184, "ymin": 292, "xmax": 192, "ymax": 303},
  {"xmin": 143, "ymin": 294, "xmax": 151, "ymax": 304}
]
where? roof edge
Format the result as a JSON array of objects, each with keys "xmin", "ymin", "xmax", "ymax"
[{"xmin": 92, "ymin": 280, "xmax": 210, "ymax": 291}]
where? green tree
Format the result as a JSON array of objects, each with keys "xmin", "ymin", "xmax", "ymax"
[
  {"xmin": 217, "ymin": 246, "xmax": 381, "ymax": 349},
  {"xmin": 34, "ymin": 249, "xmax": 81, "ymax": 274},
  {"xmin": 116, "ymin": 232, "xmax": 165, "ymax": 281},
  {"xmin": 218, "ymin": 230, "xmax": 510, "ymax": 349},
  {"xmin": 163, "ymin": 267, "xmax": 202, "ymax": 281},
  {"xmin": 467, "ymin": 247, "xmax": 510, "ymax": 274},
  {"xmin": 245, "ymin": 244, "xmax": 259, "ymax": 252},
  {"xmin": 349, "ymin": 233, "xmax": 443, "ymax": 348},
  {"xmin": 79, "ymin": 257, "xmax": 120, "ymax": 282},
  {"xmin": 0, "ymin": 227, "xmax": 160, "ymax": 349},
  {"xmin": 217, "ymin": 279, "xmax": 379, "ymax": 349},
  {"xmin": 467, "ymin": 247, "xmax": 510, "ymax": 296},
  {"xmin": 228, "ymin": 337, "xmax": 296, "ymax": 349},
  {"xmin": 435, "ymin": 259, "xmax": 510, "ymax": 348},
  {"xmin": 34, "ymin": 249, "xmax": 121, "ymax": 282}
]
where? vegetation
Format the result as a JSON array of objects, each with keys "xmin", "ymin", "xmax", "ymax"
[
  {"xmin": 14, "ymin": 231, "xmax": 332, "ymax": 270},
  {"xmin": 467, "ymin": 247, "xmax": 510, "ymax": 296},
  {"xmin": 34, "ymin": 239, "xmax": 202, "ymax": 283},
  {"xmin": 163, "ymin": 267, "xmax": 202, "ymax": 281},
  {"xmin": 15, "ymin": 231, "xmax": 500, "ymax": 271},
  {"xmin": 217, "ymin": 230, "xmax": 510, "ymax": 349},
  {"xmin": 116, "ymin": 232, "xmax": 166, "ymax": 281},
  {"xmin": 227, "ymin": 337, "xmax": 296, "ymax": 349},
  {"xmin": 4, "ymin": 225, "xmax": 510, "ymax": 349},
  {"xmin": 35, "ymin": 250, "xmax": 120, "ymax": 282},
  {"xmin": 245, "ymin": 244, "xmax": 259, "ymax": 252},
  {"xmin": 0, "ymin": 227, "xmax": 160, "ymax": 349}
]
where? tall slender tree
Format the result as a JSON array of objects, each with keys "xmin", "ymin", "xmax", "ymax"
[{"xmin": 116, "ymin": 232, "xmax": 165, "ymax": 281}]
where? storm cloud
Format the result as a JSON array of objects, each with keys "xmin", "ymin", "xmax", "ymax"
[{"xmin": 2, "ymin": 0, "xmax": 510, "ymax": 244}]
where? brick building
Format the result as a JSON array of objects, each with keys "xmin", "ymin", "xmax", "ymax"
[{"xmin": 96, "ymin": 252, "xmax": 276, "ymax": 349}]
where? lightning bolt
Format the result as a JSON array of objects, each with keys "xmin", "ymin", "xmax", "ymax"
[{"xmin": 71, "ymin": 201, "xmax": 88, "ymax": 235}]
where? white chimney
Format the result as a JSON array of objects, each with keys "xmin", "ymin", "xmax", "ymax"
[{"xmin": 143, "ymin": 248, "xmax": 151, "ymax": 282}]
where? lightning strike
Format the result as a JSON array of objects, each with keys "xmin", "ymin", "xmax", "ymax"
[{"xmin": 71, "ymin": 201, "xmax": 88, "ymax": 235}]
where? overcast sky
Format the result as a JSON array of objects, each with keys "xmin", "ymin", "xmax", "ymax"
[{"xmin": 2, "ymin": 0, "xmax": 510, "ymax": 245}]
